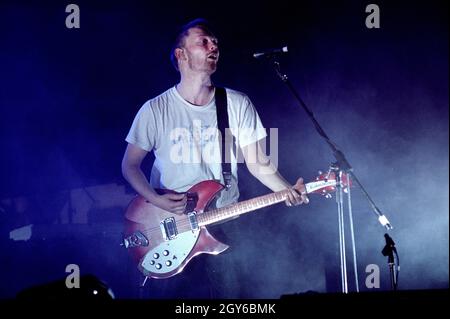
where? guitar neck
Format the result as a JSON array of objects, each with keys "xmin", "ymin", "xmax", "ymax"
[{"xmin": 197, "ymin": 188, "xmax": 293, "ymax": 227}]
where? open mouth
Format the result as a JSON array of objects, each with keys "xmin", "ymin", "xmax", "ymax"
[{"xmin": 207, "ymin": 54, "xmax": 218, "ymax": 61}]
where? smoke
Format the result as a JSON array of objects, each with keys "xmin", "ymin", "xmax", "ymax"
[
  {"xmin": 262, "ymin": 64, "xmax": 449, "ymax": 292},
  {"xmin": 0, "ymin": 0, "xmax": 447, "ymax": 298}
]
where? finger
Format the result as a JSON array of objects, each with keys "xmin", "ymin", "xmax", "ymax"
[
  {"xmin": 171, "ymin": 200, "xmax": 187, "ymax": 210},
  {"xmin": 175, "ymin": 207, "xmax": 186, "ymax": 215},
  {"xmin": 171, "ymin": 203, "xmax": 186, "ymax": 214},
  {"xmin": 293, "ymin": 188, "xmax": 303, "ymax": 201},
  {"xmin": 295, "ymin": 177, "xmax": 306, "ymax": 193},
  {"xmin": 167, "ymin": 193, "xmax": 186, "ymax": 200},
  {"xmin": 168, "ymin": 195, "xmax": 187, "ymax": 209},
  {"xmin": 178, "ymin": 196, "xmax": 188, "ymax": 205},
  {"xmin": 299, "ymin": 185, "xmax": 306, "ymax": 195},
  {"xmin": 172, "ymin": 209, "xmax": 184, "ymax": 215},
  {"xmin": 291, "ymin": 187, "xmax": 301, "ymax": 198},
  {"xmin": 295, "ymin": 186, "xmax": 306, "ymax": 197},
  {"xmin": 290, "ymin": 189, "xmax": 303, "ymax": 206},
  {"xmin": 301, "ymin": 193, "xmax": 309, "ymax": 204},
  {"xmin": 286, "ymin": 193, "xmax": 296, "ymax": 206},
  {"xmin": 294, "ymin": 177, "xmax": 304, "ymax": 190},
  {"xmin": 288, "ymin": 192, "xmax": 295, "ymax": 204}
]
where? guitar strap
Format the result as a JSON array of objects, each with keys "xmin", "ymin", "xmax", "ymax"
[{"xmin": 215, "ymin": 87, "xmax": 235, "ymax": 190}]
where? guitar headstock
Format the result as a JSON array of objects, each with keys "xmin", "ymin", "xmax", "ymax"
[{"xmin": 306, "ymin": 170, "xmax": 352, "ymax": 197}]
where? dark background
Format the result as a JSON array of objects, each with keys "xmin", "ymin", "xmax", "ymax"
[{"xmin": 0, "ymin": 0, "xmax": 448, "ymax": 298}]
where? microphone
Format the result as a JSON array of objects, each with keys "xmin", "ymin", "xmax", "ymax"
[
  {"xmin": 384, "ymin": 233, "xmax": 396, "ymax": 250},
  {"xmin": 253, "ymin": 46, "xmax": 288, "ymax": 59},
  {"xmin": 382, "ymin": 233, "xmax": 396, "ymax": 263}
]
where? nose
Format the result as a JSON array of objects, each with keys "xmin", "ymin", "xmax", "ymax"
[{"xmin": 209, "ymin": 42, "xmax": 218, "ymax": 52}]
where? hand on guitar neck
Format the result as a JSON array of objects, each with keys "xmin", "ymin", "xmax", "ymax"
[{"xmin": 285, "ymin": 177, "xmax": 309, "ymax": 207}]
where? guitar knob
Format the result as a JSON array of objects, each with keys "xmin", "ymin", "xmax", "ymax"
[
  {"xmin": 165, "ymin": 260, "xmax": 172, "ymax": 267},
  {"xmin": 150, "ymin": 260, "xmax": 155, "ymax": 265},
  {"xmin": 325, "ymin": 194, "xmax": 332, "ymax": 199},
  {"xmin": 155, "ymin": 263, "xmax": 162, "ymax": 270},
  {"xmin": 318, "ymin": 170, "xmax": 323, "ymax": 175},
  {"xmin": 153, "ymin": 253, "xmax": 160, "ymax": 259},
  {"xmin": 163, "ymin": 250, "xmax": 169, "ymax": 256}
]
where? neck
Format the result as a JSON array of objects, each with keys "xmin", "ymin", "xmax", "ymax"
[{"xmin": 177, "ymin": 73, "xmax": 214, "ymax": 106}]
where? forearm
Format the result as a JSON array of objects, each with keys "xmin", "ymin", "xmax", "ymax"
[
  {"xmin": 247, "ymin": 161, "xmax": 292, "ymax": 192},
  {"xmin": 121, "ymin": 163, "xmax": 158, "ymax": 202}
]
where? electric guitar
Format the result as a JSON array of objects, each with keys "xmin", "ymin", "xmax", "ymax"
[{"xmin": 122, "ymin": 171, "xmax": 350, "ymax": 279}]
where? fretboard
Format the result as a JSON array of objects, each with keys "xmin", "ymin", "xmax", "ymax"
[{"xmin": 197, "ymin": 189, "xmax": 292, "ymax": 226}]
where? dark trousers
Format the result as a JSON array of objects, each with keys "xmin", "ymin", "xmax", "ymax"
[{"xmin": 136, "ymin": 226, "xmax": 240, "ymax": 299}]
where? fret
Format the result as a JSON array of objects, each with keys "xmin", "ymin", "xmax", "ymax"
[
  {"xmin": 197, "ymin": 189, "xmax": 293, "ymax": 226},
  {"xmin": 274, "ymin": 193, "xmax": 280, "ymax": 201}
]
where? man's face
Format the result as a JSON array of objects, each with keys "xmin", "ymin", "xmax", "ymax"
[{"xmin": 179, "ymin": 27, "xmax": 219, "ymax": 75}]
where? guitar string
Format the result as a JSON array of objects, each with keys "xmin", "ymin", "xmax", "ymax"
[
  {"xmin": 125, "ymin": 180, "xmax": 344, "ymax": 240},
  {"xmin": 132, "ymin": 190, "xmax": 292, "ymax": 238},
  {"xmin": 133, "ymin": 204, "xmax": 251, "ymax": 237},
  {"xmin": 135, "ymin": 207, "xmax": 230, "ymax": 237}
]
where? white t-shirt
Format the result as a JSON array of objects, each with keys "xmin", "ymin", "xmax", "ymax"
[{"xmin": 125, "ymin": 86, "xmax": 267, "ymax": 208}]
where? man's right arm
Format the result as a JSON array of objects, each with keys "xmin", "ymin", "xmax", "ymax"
[{"xmin": 121, "ymin": 143, "xmax": 187, "ymax": 214}]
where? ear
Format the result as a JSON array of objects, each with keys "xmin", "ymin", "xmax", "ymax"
[{"xmin": 174, "ymin": 48, "xmax": 186, "ymax": 61}]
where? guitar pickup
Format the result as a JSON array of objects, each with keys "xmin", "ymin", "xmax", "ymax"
[
  {"xmin": 160, "ymin": 217, "xmax": 178, "ymax": 240},
  {"xmin": 188, "ymin": 212, "xmax": 199, "ymax": 231}
]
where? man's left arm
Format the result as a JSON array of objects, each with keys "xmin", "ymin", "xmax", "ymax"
[{"xmin": 241, "ymin": 140, "xmax": 309, "ymax": 206}]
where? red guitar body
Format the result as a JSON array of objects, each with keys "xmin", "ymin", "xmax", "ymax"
[{"xmin": 123, "ymin": 180, "xmax": 228, "ymax": 279}]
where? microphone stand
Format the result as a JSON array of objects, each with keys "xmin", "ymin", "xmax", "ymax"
[
  {"xmin": 263, "ymin": 55, "xmax": 393, "ymax": 293},
  {"xmin": 382, "ymin": 233, "xmax": 399, "ymax": 290}
]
